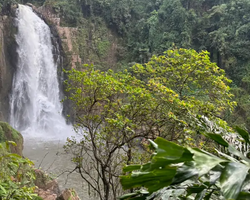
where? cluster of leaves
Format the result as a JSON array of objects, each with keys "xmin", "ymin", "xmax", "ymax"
[
  {"xmin": 64, "ymin": 48, "xmax": 235, "ymax": 200},
  {"xmin": 120, "ymin": 119, "xmax": 250, "ymax": 200},
  {"xmin": 131, "ymin": 48, "xmax": 236, "ymax": 117},
  {"xmin": 0, "ymin": 141, "xmax": 38, "ymax": 200}
]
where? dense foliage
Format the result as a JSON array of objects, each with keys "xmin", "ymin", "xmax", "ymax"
[
  {"xmin": 64, "ymin": 49, "xmax": 235, "ymax": 200},
  {"xmin": 120, "ymin": 120, "xmax": 250, "ymax": 200},
  {"xmin": 132, "ymin": 49, "xmax": 235, "ymax": 117},
  {"xmin": 0, "ymin": 141, "xmax": 38, "ymax": 200},
  {"xmin": 2, "ymin": 0, "xmax": 250, "ymax": 128},
  {"xmin": 5, "ymin": 0, "xmax": 245, "ymax": 130}
]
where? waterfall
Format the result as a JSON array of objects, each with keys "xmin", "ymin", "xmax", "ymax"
[{"xmin": 10, "ymin": 5, "xmax": 71, "ymax": 140}]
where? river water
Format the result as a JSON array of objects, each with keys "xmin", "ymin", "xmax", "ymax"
[
  {"xmin": 10, "ymin": 5, "xmax": 89, "ymax": 199},
  {"xmin": 23, "ymin": 137, "xmax": 91, "ymax": 200}
]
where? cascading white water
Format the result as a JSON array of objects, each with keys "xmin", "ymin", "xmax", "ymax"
[{"xmin": 10, "ymin": 5, "xmax": 72, "ymax": 140}]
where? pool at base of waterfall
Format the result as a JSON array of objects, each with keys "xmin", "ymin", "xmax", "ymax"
[{"xmin": 23, "ymin": 137, "xmax": 95, "ymax": 200}]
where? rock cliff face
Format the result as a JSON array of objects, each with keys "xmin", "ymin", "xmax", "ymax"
[
  {"xmin": 32, "ymin": 3, "xmax": 121, "ymax": 71},
  {"xmin": 34, "ymin": 169, "xmax": 80, "ymax": 200},
  {"xmin": 0, "ymin": 12, "xmax": 18, "ymax": 122},
  {"xmin": 28, "ymin": 4, "xmax": 77, "ymax": 70}
]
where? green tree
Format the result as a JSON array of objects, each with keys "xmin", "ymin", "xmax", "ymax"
[
  {"xmin": 132, "ymin": 48, "xmax": 236, "ymax": 118},
  {"xmin": 64, "ymin": 49, "xmax": 235, "ymax": 200}
]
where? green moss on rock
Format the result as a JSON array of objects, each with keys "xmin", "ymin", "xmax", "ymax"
[{"xmin": 0, "ymin": 121, "xmax": 23, "ymax": 156}]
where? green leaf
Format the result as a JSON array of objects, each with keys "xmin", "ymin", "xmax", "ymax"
[
  {"xmin": 235, "ymin": 126, "xmax": 250, "ymax": 144},
  {"xmin": 220, "ymin": 162, "xmax": 249, "ymax": 200},
  {"xmin": 172, "ymin": 162, "xmax": 198, "ymax": 185},
  {"xmin": 204, "ymin": 133, "xmax": 229, "ymax": 147},
  {"xmin": 215, "ymin": 149, "xmax": 238, "ymax": 162},
  {"xmin": 228, "ymin": 145, "xmax": 250, "ymax": 163},
  {"xmin": 120, "ymin": 166, "xmax": 177, "ymax": 192},
  {"xmin": 150, "ymin": 138, "xmax": 193, "ymax": 169},
  {"xmin": 148, "ymin": 187, "xmax": 186, "ymax": 200},
  {"xmin": 204, "ymin": 190, "xmax": 214, "ymax": 200},
  {"xmin": 187, "ymin": 185, "xmax": 206, "ymax": 196},
  {"xmin": 7, "ymin": 141, "xmax": 17, "ymax": 147},
  {"xmin": 0, "ymin": 185, "xmax": 6, "ymax": 194},
  {"xmin": 7, "ymin": 153, "xmax": 22, "ymax": 159},
  {"xmin": 187, "ymin": 148, "xmax": 227, "ymax": 176},
  {"xmin": 123, "ymin": 165, "xmax": 141, "ymax": 173},
  {"xmin": 195, "ymin": 189, "xmax": 207, "ymax": 200}
]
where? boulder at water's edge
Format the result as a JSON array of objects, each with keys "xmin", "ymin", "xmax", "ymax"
[{"xmin": 0, "ymin": 121, "xmax": 23, "ymax": 156}]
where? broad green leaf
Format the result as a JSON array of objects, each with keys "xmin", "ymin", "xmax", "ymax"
[
  {"xmin": 150, "ymin": 138, "xmax": 193, "ymax": 169},
  {"xmin": 172, "ymin": 162, "xmax": 198, "ymax": 185},
  {"xmin": 120, "ymin": 166, "xmax": 177, "ymax": 192},
  {"xmin": 235, "ymin": 126, "xmax": 250, "ymax": 144},
  {"xmin": 123, "ymin": 165, "xmax": 141, "ymax": 173},
  {"xmin": 228, "ymin": 145, "xmax": 250, "ymax": 164},
  {"xmin": 204, "ymin": 133, "xmax": 229, "ymax": 147},
  {"xmin": 220, "ymin": 162, "xmax": 249, "ymax": 200},
  {"xmin": 153, "ymin": 137, "xmax": 187, "ymax": 159},
  {"xmin": 187, "ymin": 148, "xmax": 227, "ymax": 176}
]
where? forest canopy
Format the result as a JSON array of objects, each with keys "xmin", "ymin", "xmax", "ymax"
[{"xmin": 1, "ymin": 0, "xmax": 249, "ymax": 129}]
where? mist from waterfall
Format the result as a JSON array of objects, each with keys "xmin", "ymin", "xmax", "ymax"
[{"xmin": 10, "ymin": 5, "xmax": 72, "ymax": 140}]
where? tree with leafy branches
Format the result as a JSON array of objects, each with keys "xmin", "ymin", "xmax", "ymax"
[{"xmin": 64, "ymin": 48, "xmax": 235, "ymax": 200}]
